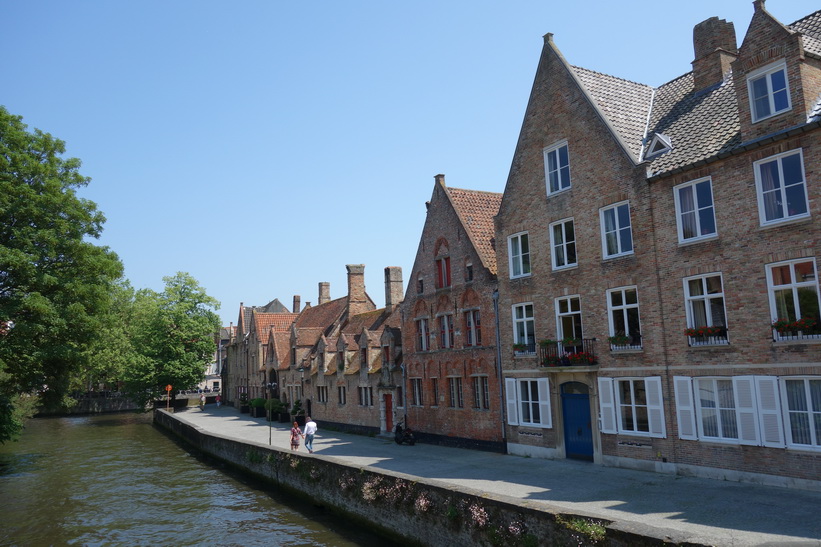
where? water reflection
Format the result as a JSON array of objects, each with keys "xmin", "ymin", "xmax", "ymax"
[{"xmin": 0, "ymin": 413, "xmax": 395, "ymax": 547}]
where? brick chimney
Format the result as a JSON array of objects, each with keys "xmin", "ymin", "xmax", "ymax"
[
  {"xmin": 346, "ymin": 264, "xmax": 368, "ymax": 316},
  {"xmin": 384, "ymin": 266, "xmax": 403, "ymax": 309},
  {"xmin": 318, "ymin": 282, "xmax": 330, "ymax": 305},
  {"xmin": 692, "ymin": 16, "xmax": 738, "ymax": 92},
  {"xmin": 292, "ymin": 295, "xmax": 301, "ymax": 313}
]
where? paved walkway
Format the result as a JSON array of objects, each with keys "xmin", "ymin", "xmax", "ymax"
[{"xmin": 171, "ymin": 405, "xmax": 821, "ymax": 546}]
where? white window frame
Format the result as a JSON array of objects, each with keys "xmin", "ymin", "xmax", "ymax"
[
  {"xmin": 508, "ymin": 232, "xmax": 531, "ymax": 278},
  {"xmin": 766, "ymin": 258, "xmax": 821, "ymax": 340},
  {"xmin": 415, "ymin": 317, "xmax": 430, "ymax": 351},
  {"xmin": 673, "ymin": 177, "xmax": 717, "ymax": 243},
  {"xmin": 747, "ymin": 61, "xmax": 791, "ymax": 123},
  {"xmin": 410, "ymin": 377, "xmax": 423, "ymax": 407},
  {"xmin": 505, "ymin": 377, "xmax": 551, "ymax": 428},
  {"xmin": 606, "ymin": 286, "xmax": 641, "ymax": 349},
  {"xmin": 599, "ymin": 201, "xmax": 633, "ymax": 258},
  {"xmin": 555, "ymin": 295, "xmax": 583, "ymax": 352},
  {"xmin": 683, "ymin": 273, "xmax": 728, "ymax": 346},
  {"xmin": 512, "ymin": 302, "xmax": 535, "ymax": 354},
  {"xmin": 754, "ymin": 149, "xmax": 809, "ymax": 226},
  {"xmin": 550, "ymin": 218, "xmax": 577, "ymax": 270},
  {"xmin": 780, "ymin": 377, "xmax": 821, "ymax": 450},
  {"xmin": 464, "ymin": 309, "xmax": 481, "ymax": 347},
  {"xmin": 598, "ymin": 377, "xmax": 665, "ymax": 438},
  {"xmin": 439, "ymin": 313, "xmax": 454, "ymax": 349},
  {"xmin": 543, "ymin": 140, "xmax": 571, "ymax": 195}
]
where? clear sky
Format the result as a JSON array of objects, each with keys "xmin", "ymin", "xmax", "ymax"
[{"xmin": 3, "ymin": 0, "xmax": 817, "ymax": 327}]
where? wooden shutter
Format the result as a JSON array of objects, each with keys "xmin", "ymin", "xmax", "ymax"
[
  {"xmin": 756, "ymin": 376, "xmax": 784, "ymax": 447},
  {"xmin": 505, "ymin": 378, "xmax": 518, "ymax": 425},
  {"xmin": 598, "ymin": 377, "xmax": 617, "ymax": 434},
  {"xmin": 673, "ymin": 376, "xmax": 698, "ymax": 440},
  {"xmin": 733, "ymin": 376, "xmax": 760, "ymax": 446},
  {"xmin": 645, "ymin": 376, "xmax": 666, "ymax": 438},
  {"xmin": 538, "ymin": 378, "xmax": 552, "ymax": 428}
]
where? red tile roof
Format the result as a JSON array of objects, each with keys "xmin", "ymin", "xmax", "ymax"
[{"xmin": 446, "ymin": 186, "xmax": 502, "ymax": 274}]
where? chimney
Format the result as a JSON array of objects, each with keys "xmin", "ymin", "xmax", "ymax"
[
  {"xmin": 691, "ymin": 17, "xmax": 737, "ymax": 92},
  {"xmin": 318, "ymin": 282, "xmax": 330, "ymax": 305},
  {"xmin": 384, "ymin": 267, "xmax": 403, "ymax": 309},
  {"xmin": 346, "ymin": 264, "xmax": 368, "ymax": 316},
  {"xmin": 292, "ymin": 295, "xmax": 301, "ymax": 313},
  {"xmin": 434, "ymin": 173, "xmax": 445, "ymax": 186}
]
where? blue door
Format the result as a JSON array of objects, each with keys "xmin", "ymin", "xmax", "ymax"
[{"xmin": 561, "ymin": 382, "xmax": 593, "ymax": 461}]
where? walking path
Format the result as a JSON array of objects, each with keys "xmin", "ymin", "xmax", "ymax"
[{"xmin": 172, "ymin": 405, "xmax": 821, "ymax": 546}]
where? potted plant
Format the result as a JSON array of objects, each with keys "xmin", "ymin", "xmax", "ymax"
[
  {"xmin": 290, "ymin": 399, "xmax": 305, "ymax": 426},
  {"xmin": 239, "ymin": 393, "xmax": 250, "ymax": 413},
  {"xmin": 265, "ymin": 398, "xmax": 285, "ymax": 422},
  {"xmin": 607, "ymin": 332, "xmax": 631, "ymax": 347},
  {"xmin": 684, "ymin": 326, "xmax": 723, "ymax": 338},
  {"xmin": 249, "ymin": 397, "xmax": 266, "ymax": 418},
  {"xmin": 512, "ymin": 343, "xmax": 528, "ymax": 353}
]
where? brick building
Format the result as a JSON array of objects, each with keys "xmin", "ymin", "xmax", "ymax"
[
  {"xmin": 400, "ymin": 174, "xmax": 504, "ymax": 451},
  {"xmin": 495, "ymin": 2, "xmax": 821, "ymax": 488}
]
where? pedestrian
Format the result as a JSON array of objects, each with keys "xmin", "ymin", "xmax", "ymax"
[
  {"xmin": 303, "ymin": 416, "xmax": 317, "ymax": 453},
  {"xmin": 215, "ymin": 394, "xmax": 221, "ymax": 407},
  {"xmin": 290, "ymin": 421, "xmax": 303, "ymax": 451},
  {"xmin": 200, "ymin": 393, "xmax": 206, "ymax": 410}
]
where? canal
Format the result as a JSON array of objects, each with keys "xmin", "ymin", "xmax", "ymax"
[{"xmin": 0, "ymin": 412, "xmax": 397, "ymax": 546}]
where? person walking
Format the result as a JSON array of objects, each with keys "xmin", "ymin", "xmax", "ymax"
[
  {"xmin": 303, "ymin": 417, "xmax": 317, "ymax": 453},
  {"xmin": 290, "ymin": 421, "xmax": 303, "ymax": 451},
  {"xmin": 215, "ymin": 394, "xmax": 221, "ymax": 408},
  {"xmin": 199, "ymin": 393, "xmax": 206, "ymax": 411}
]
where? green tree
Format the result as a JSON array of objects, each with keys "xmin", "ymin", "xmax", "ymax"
[
  {"xmin": 123, "ymin": 272, "xmax": 220, "ymax": 408},
  {"xmin": 0, "ymin": 106, "xmax": 123, "ymax": 441}
]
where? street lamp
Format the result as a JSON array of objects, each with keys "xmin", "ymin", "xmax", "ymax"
[{"xmin": 262, "ymin": 381, "xmax": 277, "ymax": 445}]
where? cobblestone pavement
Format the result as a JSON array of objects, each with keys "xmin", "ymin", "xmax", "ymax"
[{"xmin": 170, "ymin": 405, "xmax": 821, "ymax": 546}]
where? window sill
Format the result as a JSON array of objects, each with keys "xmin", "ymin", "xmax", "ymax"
[
  {"xmin": 678, "ymin": 234, "xmax": 718, "ymax": 247},
  {"xmin": 759, "ymin": 214, "xmax": 812, "ymax": 230},
  {"xmin": 551, "ymin": 264, "xmax": 578, "ymax": 273}
]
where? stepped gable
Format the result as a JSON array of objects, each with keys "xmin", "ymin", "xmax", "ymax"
[
  {"xmin": 570, "ymin": 66, "xmax": 654, "ymax": 161},
  {"xmin": 445, "ymin": 186, "xmax": 502, "ymax": 274}
]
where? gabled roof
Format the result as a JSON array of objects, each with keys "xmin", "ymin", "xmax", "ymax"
[
  {"xmin": 251, "ymin": 311, "xmax": 298, "ymax": 345},
  {"xmin": 270, "ymin": 331, "xmax": 292, "ymax": 370},
  {"xmin": 445, "ymin": 186, "xmax": 502, "ymax": 274},
  {"xmin": 790, "ymin": 10, "xmax": 821, "ymax": 57},
  {"xmin": 293, "ymin": 297, "xmax": 347, "ymax": 333}
]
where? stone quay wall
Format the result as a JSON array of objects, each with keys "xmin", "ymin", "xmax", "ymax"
[{"xmin": 153, "ymin": 409, "xmax": 690, "ymax": 547}]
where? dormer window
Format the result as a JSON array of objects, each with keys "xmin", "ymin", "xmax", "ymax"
[
  {"xmin": 645, "ymin": 133, "xmax": 672, "ymax": 159},
  {"xmin": 747, "ymin": 61, "xmax": 791, "ymax": 122}
]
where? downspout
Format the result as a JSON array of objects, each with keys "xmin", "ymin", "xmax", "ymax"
[{"xmin": 493, "ymin": 289, "xmax": 507, "ymax": 449}]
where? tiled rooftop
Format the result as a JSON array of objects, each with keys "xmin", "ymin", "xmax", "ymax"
[{"xmin": 446, "ymin": 186, "xmax": 502, "ymax": 274}]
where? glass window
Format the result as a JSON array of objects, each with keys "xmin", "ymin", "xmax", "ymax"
[
  {"xmin": 600, "ymin": 202, "xmax": 633, "ymax": 258},
  {"xmin": 411, "ymin": 378, "xmax": 423, "ymax": 407},
  {"xmin": 607, "ymin": 287, "xmax": 641, "ymax": 349},
  {"xmin": 448, "ymin": 377, "xmax": 464, "ymax": 408},
  {"xmin": 512, "ymin": 303, "xmax": 535, "ymax": 353},
  {"xmin": 617, "ymin": 379, "xmax": 649, "ymax": 434},
  {"xmin": 684, "ymin": 273, "xmax": 728, "ymax": 345},
  {"xmin": 544, "ymin": 141, "xmax": 571, "ymax": 194},
  {"xmin": 755, "ymin": 150, "xmax": 808, "ymax": 225},
  {"xmin": 783, "ymin": 378, "xmax": 821, "ymax": 448},
  {"xmin": 696, "ymin": 378, "xmax": 738, "ymax": 440},
  {"xmin": 550, "ymin": 218, "xmax": 577, "ymax": 269},
  {"xmin": 464, "ymin": 310, "xmax": 481, "ymax": 347},
  {"xmin": 416, "ymin": 318, "xmax": 429, "ymax": 351},
  {"xmin": 748, "ymin": 63, "xmax": 791, "ymax": 122},
  {"xmin": 556, "ymin": 295, "xmax": 583, "ymax": 353},
  {"xmin": 767, "ymin": 259, "xmax": 821, "ymax": 339},
  {"xmin": 473, "ymin": 376, "xmax": 490, "ymax": 410},
  {"xmin": 439, "ymin": 314, "xmax": 454, "ymax": 349},
  {"xmin": 508, "ymin": 232, "xmax": 531, "ymax": 278},
  {"xmin": 436, "ymin": 257, "xmax": 451, "ymax": 288},
  {"xmin": 674, "ymin": 178, "xmax": 716, "ymax": 242}
]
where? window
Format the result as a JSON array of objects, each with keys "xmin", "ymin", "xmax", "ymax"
[
  {"xmin": 417, "ymin": 278, "xmax": 424, "ymax": 294},
  {"xmin": 684, "ymin": 273, "xmax": 728, "ymax": 345},
  {"xmin": 416, "ymin": 318, "xmax": 429, "ymax": 351},
  {"xmin": 674, "ymin": 178, "xmax": 716, "ymax": 242},
  {"xmin": 550, "ymin": 219, "xmax": 577, "ymax": 270},
  {"xmin": 508, "ymin": 232, "xmax": 531, "ymax": 278},
  {"xmin": 748, "ymin": 62, "xmax": 790, "ymax": 122},
  {"xmin": 436, "ymin": 256, "xmax": 451, "ymax": 289},
  {"xmin": 431, "ymin": 378, "xmax": 439, "ymax": 406},
  {"xmin": 473, "ymin": 376, "xmax": 490, "ymax": 410},
  {"xmin": 338, "ymin": 385, "xmax": 347, "ymax": 405},
  {"xmin": 512, "ymin": 303, "xmax": 535, "ymax": 353},
  {"xmin": 396, "ymin": 386, "xmax": 404, "ymax": 407},
  {"xmin": 464, "ymin": 309, "xmax": 482, "ymax": 347},
  {"xmin": 767, "ymin": 258, "xmax": 820, "ymax": 340},
  {"xmin": 382, "ymin": 345, "xmax": 390, "ymax": 366},
  {"xmin": 600, "ymin": 202, "xmax": 633, "ymax": 258},
  {"xmin": 358, "ymin": 386, "xmax": 373, "ymax": 406},
  {"xmin": 607, "ymin": 287, "xmax": 641, "ymax": 349},
  {"xmin": 556, "ymin": 296, "xmax": 582, "ymax": 353},
  {"xmin": 317, "ymin": 385, "xmax": 329, "ymax": 403},
  {"xmin": 598, "ymin": 377, "xmax": 665, "ymax": 437},
  {"xmin": 544, "ymin": 141, "xmax": 570, "ymax": 194},
  {"xmin": 360, "ymin": 347, "xmax": 367, "ymax": 367},
  {"xmin": 439, "ymin": 314, "xmax": 454, "ymax": 349},
  {"xmin": 504, "ymin": 377, "xmax": 551, "ymax": 427},
  {"xmin": 411, "ymin": 378, "xmax": 423, "ymax": 406},
  {"xmin": 465, "ymin": 262, "xmax": 474, "ymax": 282},
  {"xmin": 448, "ymin": 377, "xmax": 463, "ymax": 408},
  {"xmin": 782, "ymin": 378, "xmax": 821, "ymax": 448},
  {"xmin": 754, "ymin": 150, "xmax": 808, "ymax": 225},
  {"xmin": 337, "ymin": 351, "xmax": 345, "ymax": 372}
]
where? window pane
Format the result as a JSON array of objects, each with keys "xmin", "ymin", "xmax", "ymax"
[
  {"xmin": 698, "ymin": 207, "xmax": 716, "ymax": 236},
  {"xmin": 620, "ymin": 226, "xmax": 633, "ymax": 253},
  {"xmin": 759, "ymin": 160, "xmax": 780, "ymax": 192},
  {"xmin": 770, "ymin": 69, "xmax": 788, "ymax": 111},
  {"xmin": 617, "ymin": 204, "xmax": 630, "ymax": 229},
  {"xmin": 688, "ymin": 278, "xmax": 705, "ymax": 297},
  {"xmin": 678, "ymin": 186, "xmax": 695, "ymax": 214},
  {"xmin": 682, "ymin": 211, "xmax": 697, "ymax": 239},
  {"xmin": 771, "ymin": 265, "xmax": 792, "ymax": 286},
  {"xmin": 785, "ymin": 185, "xmax": 808, "ymax": 217},
  {"xmin": 625, "ymin": 289, "xmax": 638, "ymax": 305}
]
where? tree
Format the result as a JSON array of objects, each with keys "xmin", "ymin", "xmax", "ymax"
[
  {"xmin": 123, "ymin": 272, "xmax": 220, "ymax": 408},
  {"xmin": 0, "ymin": 106, "xmax": 123, "ymax": 441}
]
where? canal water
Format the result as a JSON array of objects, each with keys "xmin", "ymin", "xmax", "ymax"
[{"xmin": 0, "ymin": 412, "xmax": 396, "ymax": 546}]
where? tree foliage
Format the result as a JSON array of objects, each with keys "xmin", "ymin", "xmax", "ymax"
[
  {"xmin": 0, "ymin": 106, "xmax": 123, "ymax": 440},
  {"xmin": 122, "ymin": 272, "xmax": 220, "ymax": 408}
]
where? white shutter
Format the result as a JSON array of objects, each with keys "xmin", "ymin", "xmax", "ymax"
[
  {"xmin": 505, "ymin": 378, "xmax": 519, "ymax": 425},
  {"xmin": 538, "ymin": 378, "xmax": 552, "ymax": 428},
  {"xmin": 645, "ymin": 376, "xmax": 666, "ymax": 438},
  {"xmin": 598, "ymin": 377, "xmax": 617, "ymax": 434},
  {"xmin": 734, "ymin": 376, "xmax": 760, "ymax": 446},
  {"xmin": 755, "ymin": 376, "xmax": 784, "ymax": 447},
  {"xmin": 673, "ymin": 376, "xmax": 698, "ymax": 440}
]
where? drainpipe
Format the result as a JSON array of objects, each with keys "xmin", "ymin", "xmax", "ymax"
[{"xmin": 493, "ymin": 290, "xmax": 507, "ymax": 449}]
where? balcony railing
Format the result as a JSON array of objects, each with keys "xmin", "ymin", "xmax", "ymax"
[
  {"xmin": 540, "ymin": 338, "xmax": 597, "ymax": 367},
  {"xmin": 608, "ymin": 333, "xmax": 642, "ymax": 351},
  {"xmin": 772, "ymin": 328, "xmax": 821, "ymax": 343},
  {"xmin": 686, "ymin": 327, "xmax": 729, "ymax": 347}
]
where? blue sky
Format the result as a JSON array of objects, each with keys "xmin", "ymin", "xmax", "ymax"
[{"xmin": 3, "ymin": 1, "xmax": 817, "ymax": 327}]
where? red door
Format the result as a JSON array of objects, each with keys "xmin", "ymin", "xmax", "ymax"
[{"xmin": 384, "ymin": 394, "xmax": 393, "ymax": 432}]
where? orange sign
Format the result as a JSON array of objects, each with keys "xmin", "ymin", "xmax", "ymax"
[{"xmin": 165, "ymin": 384, "xmax": 172, "ymax": 392}]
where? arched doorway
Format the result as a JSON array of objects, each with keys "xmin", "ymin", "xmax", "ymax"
[{"xmin": 561, "ymin": 381, "xmax": 593, "ymax": 461}]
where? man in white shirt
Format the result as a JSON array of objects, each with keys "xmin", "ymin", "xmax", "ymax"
[{"xmin": 303, "ymin": 417, "xmax": 318, "ymax": 453}]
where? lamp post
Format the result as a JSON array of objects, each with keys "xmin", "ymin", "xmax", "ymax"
[{"xmin": 263, "ymin": 381, "xmax": 277, "ymax": 445}]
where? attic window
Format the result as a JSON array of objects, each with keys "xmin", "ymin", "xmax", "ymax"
[{"xmin": 645, "ymin": 133, "xmax": 672, "ymax": 159}]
